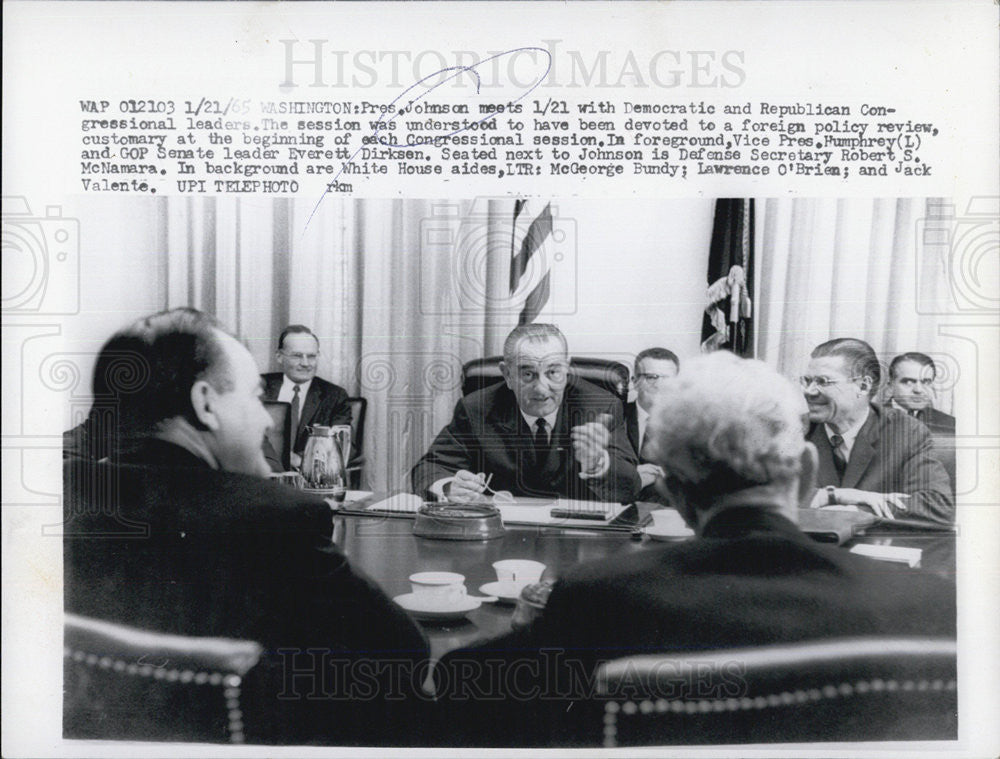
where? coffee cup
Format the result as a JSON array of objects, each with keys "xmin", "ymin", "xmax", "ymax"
[
  {"xmin": 409, "ymin": 571, "xmax": 467, "ymax": 603},
  {"xmin": 492, "ymin": 560, "xmax": 546, "ymax": 591}
]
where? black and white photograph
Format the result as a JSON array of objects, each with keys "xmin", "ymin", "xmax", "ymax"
[{"xmin": 2, "ymin": 2, "xmax": 998, "ymax": 756}]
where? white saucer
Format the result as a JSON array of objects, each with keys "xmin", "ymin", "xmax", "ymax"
[
  {"xmin": 393, "ymin": 593, "xmax": 482, "ymax": 621},
  {"xmin": 478, "ymin": 581, "xmax": 526, "ymax": 604},
  {"xmin": 345, "ymin": 490, "xmax": 374, "ymax": 502},
  {"xmin": 644, "ymin": 524, "xmax": 695, "ymax": 541}
]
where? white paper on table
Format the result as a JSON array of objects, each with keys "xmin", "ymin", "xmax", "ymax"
[
  {"xmin": 495, "ymin": 498, "xmax": 627, "ymax": 525},
  {"xmin": 365, "ymin": 493, "xmax": 425, "ymax": 513},
  {"xmin": 849, "ymin": 544, "xmax": 922, "ymax": 568}
]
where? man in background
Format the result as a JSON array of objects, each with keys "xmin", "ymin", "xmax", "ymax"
[
  {"xmin": 435, "ymin": 351, "xmax": 955, "ymax": 746},
  {"xmin": 411, "ymin": 323, "xmax": 640, "ymax": 503},
  {"xmin": 64, "ymin": 309, "xmax": 428, "ymax": 744},
  {"xmin": 803, "ymin": 338, "xmax": 953, "ymax": 524},
  {"xmin": 262, "ymin": 324, "xmax": 351, "ymax": 469},
  {"xmin": 625, "ymin": 347, "xmax": 680, "ymax": 499},
  {"xmin": 885, "ymin": 352, "xmax": 955, "ymax": 435}
]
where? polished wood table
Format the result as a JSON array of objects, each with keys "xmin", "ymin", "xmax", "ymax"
[{"xmin": 332, "ymin": 506, "xmax": 956, "ymax": 659}]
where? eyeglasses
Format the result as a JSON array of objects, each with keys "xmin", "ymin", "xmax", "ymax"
[
  {"xmin": 281, "ymin": 351, "xmax": 319, "ymax": 362},
  {"xmin": 799, "ymin": 375, "xmax": 861, "ymax": 390},
  {"xmin": 635, "ymin": 373, "xmax": 670, "ymax": 383},
  {"xmin": 516, "ymin": 366, "xmax": 567, "ymax": 384}
]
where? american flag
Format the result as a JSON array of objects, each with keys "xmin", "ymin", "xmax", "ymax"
[{"xmin": 509, "ymin": 200, "xmax": 553, "ymax": 325}]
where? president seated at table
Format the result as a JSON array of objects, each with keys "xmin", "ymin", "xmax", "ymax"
[
  {"xmin": 434, "ymin": 352, "xmax": 956, "ymax": 747},
  {"xmin": 410, "ymin": 323, "xmax": 641, "ymax": 503}
]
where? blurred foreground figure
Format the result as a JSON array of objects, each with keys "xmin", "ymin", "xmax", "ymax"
[
  {"xmin": 63, "ymin": 308, "xmax": 428, "ymax": 745},
  {"xmin": 436, "ymin": 352, "xmax": 955, "ymax": 747}
]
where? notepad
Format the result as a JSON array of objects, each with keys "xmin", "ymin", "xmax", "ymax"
[
  {"xmin": 495, "ymin": 498, "xmax": 628, "ymax": 526},
  {"xmin": 849, "ymin": 543, "xmax": 922, "ymax": 568}
]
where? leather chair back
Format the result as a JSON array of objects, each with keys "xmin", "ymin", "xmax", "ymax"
[
  {"xmin": 64, "ymin": 613, "xmax": 262, "ymax": 743},
  {"xmin": 594, "ymin": 637, "xmax": 957, "ymax": 746},
  {"xmin": 346, "ymin": 396, "xmax": 367, "ymax": 488},
  {"xmin": 462, "ymin": 356, "xmax": 630, "ymax": 405}
]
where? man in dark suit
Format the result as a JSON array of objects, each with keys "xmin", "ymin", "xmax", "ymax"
[
  {"xmin": 64, "ymin": 309, "xmax": 429, "ymax": 745},
  {"xmin": 884, "ymin": 352, "xmax": 956, "ymax": 435},
  {"xmin": 434, "ymin": 351, "xmax": 956, "ymax": 746},
  {"xmin": 410, "ymin": 324, "xmax": 640, "ymax": 503},
  {"xmin": 261, "ymin": 325, "xmax": 352, "ymax": 470},
  {"xmin": 624, "ymin": 347, "xmax": 679, "ymax": 500},
  {"xmin": 802, "ymin": 338, "xmax": 954, "ymax": 525}
]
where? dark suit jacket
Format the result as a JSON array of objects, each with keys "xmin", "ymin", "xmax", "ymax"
[
  {"xmin": 410, "ymin": 378, "xmax": 641, "ymax": 503},
  {"xmin": 64, "ymin": 440, "xmax": 429, "ymax": 745},
  {"xmin": 883, "ymin": 401, "xmax": 956, "ymax": 437},
  {"xmin": 435, "ymin": 507, "xmax": 956, "ymax": 746},
  {"xmin": 262, "ymin": 373, "xmax": 351, "ymax": 455},
  {"xmin": 624, "ymin": 401, "xmax": 666, "ymax": 504},
  {"xmin": 808, "ymin": 404, "xmax": 954, "ymax": 525}
]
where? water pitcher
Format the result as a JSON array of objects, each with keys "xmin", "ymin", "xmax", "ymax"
[{"xmin": 300, "ymin": 424, "xmax": 352, "ymax": 495}]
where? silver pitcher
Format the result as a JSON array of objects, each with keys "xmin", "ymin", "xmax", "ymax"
[{"xmin": 300, "ymin": 425, "xmax": 351, "ymax": 495}]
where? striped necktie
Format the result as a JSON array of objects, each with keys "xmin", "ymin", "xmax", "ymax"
[
  {"xmin": 533, "ymin": 418, "xmax": 550, "ymax": 466},
  {"xmin": 290, "ymin": 384, "xmax": 301, "ymax": 441},
  {"xmin": 829, "ymin": 433, "xmax": 847, "ymax": 482}
]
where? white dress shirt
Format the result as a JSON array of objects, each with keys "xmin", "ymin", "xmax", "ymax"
[
  {"xmin": 277, "ymin": 376, "xmax": 313, "ymax": 405},
  {"xmin": 824, "ymin": 407, "xmax": 870, "ymax": 462}
]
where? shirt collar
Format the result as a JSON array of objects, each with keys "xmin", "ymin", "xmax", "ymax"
[
  {"xmin": 281, "ymin": 375, "xmax": 312, "ymax": 398},
  {"xmin": 890, "ymin": 398, "xmax": 924, "ymax": 417},
  {"xmin": 520, "ymin": 410, "xmax": 558, "ymax": 434},
  {"xmin": 636, "ymin": 404, "xmax": 651, "ymax": 429},
  {"xmin": 824, "ymin": 406, "xmax": 870, "ymax": 452}
]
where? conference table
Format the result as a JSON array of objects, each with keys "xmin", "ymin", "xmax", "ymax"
[{"xmin": 331, "ymin": 500, "xmax": 956, "ymax": 660}]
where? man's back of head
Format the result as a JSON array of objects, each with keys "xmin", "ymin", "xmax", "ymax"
[
  {"xmin": 91, "ymin": 307, "xmax": 271, "ymax": 475},
  {"xmin": 644, "ymin": 352, "xmax": 812, "ymax": 528}
]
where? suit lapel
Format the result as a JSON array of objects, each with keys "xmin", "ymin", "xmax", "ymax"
[
  {"xmin": 295, "ymin": 381, "xmax": 323, "ymax": 446},
  {"xmin": 263, "ymin": 374, "xmax": 283, "ymax": 401},
  {"xmin": 808, "ymin": 425, "xmax": 841, "ymax": 487},
  {"xmin": 842, "ymin": 408, "xmax": 878, "ymax": 488},
  {"xmin": 625, "ymin": 404, "xmax": 640, "ymax": 457},
  {"xmin": 486, "ymin": 387, "xmax": 530, "ymax": 480}
]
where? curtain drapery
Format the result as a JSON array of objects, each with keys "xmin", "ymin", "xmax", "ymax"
[
  {"xmin": 161, "ymin": 196, "xmax": 522, "ymax": 491},
  {"xmin": 756, "ymin": 197, "xmax": 953, "ymax": 413}
]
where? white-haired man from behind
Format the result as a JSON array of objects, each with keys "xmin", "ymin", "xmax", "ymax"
[{"xmin": 434, "ymin": 352, "xmax": 956, "ymax": 747}]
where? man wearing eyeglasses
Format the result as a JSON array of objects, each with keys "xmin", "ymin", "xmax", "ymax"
[
  {"xmin": 411, "ymin": 323, "xmax": 640, "ymax": 503},
  {"xmin": 262, "ymin": 325, "xmax": 351, "ymax": 470},
  {"xmin": 625, "ymin": 347, "xmax": 680, "ymax": 499},
  {"xmin": 802, "ymin": 338, "xmax": 953, "ymax": 525}
]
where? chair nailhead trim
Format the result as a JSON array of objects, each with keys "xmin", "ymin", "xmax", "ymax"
[
  {"xmin": 600, "ymin": 678, "xmax": 956, "ymax": 749},
  {"xmin": 65, "ymin": 647, "xmax": 248, "ymax": 744}
]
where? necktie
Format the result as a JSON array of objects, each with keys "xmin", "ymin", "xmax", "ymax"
[
  {"xmin": 829, "ymin": 433, "xmax": 847, "ymax": 482},
  {"xmin": 290, "ymin": 384, "xmax": 301, "ymax": 443},
  {"xmin": 533, "ymin": 418, "xmax": 550, "ymax": 466}
]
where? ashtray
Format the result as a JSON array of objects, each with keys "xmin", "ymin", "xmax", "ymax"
[{"xmin": 413, "ymin": 503, "xmax": 505, "ymax": 540}]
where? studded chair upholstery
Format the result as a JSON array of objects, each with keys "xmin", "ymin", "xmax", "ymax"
[
  {"xmin": 64, "ymin": 613, "xmax": 263, "ymax": 744},
  {"xmin": 461, "ymin": 356, "xmax": 630, "ymax": 406},
  {"xmin": 594, "ymin": 637, "xmax": 957, "ymax": 746}
]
